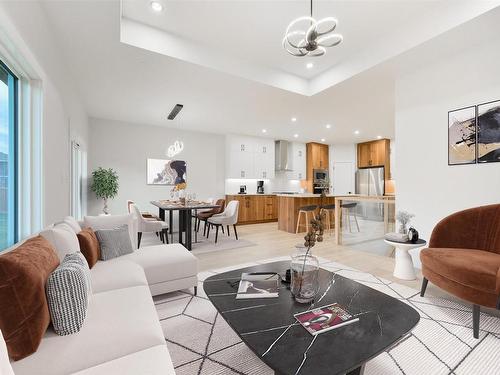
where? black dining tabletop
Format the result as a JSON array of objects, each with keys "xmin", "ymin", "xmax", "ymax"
[{"xmin": 204, "ymin": 261, "xmax": 420, "ymax": 375}]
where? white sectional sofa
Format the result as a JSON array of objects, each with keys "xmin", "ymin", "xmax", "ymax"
[{"xmin": 9, "ymin": 214, "xmax": 198, "ymax": 375}]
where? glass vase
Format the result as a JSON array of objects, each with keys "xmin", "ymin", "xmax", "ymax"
[{"xmin": 290, "ymin": 251, "xmax": 320, "ymax": 304}]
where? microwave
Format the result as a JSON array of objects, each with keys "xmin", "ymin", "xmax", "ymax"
[{"xmin": 313, "ymin": 169, "xmax": 328, "ymax": 182}]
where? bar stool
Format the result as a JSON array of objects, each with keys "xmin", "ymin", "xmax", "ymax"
[
  {"xmin": 296, "ymin": 205, "xmax": 318, "ymax": 234},
  {"xmin": 319, "ymin": 204, "xmax": 336, "ymax": 235},
  {"xmin": 341, "ymin": 202, "xmax": 360, "ymax": 232}
]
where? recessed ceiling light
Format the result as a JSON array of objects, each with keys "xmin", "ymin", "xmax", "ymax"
[
  {"xmin": 354, "ymin": 130, "xmax": 360, "ymax": 135},
  {"xmin": 376, "ymin": 135, "xmax": 382, "ymax": 139},
  {"xmin": 321, "ymin": 138, "xmax": 326, "ymax": 142},
  {"xmin": 293, "ymin": 134, "xmax": 299, "ymax": 138},
  {"xmin": 150, "ymin": 1, "xmax": 163, "ymax": 12},
  {"xmin": 325, "ymin": 124, "xmax": 331, "ymax": 129},
  {"xmin": 262, "ymin": 129, "xmax": 267, "ymax": 133},
  {"xmin": 306, "ymin": 62, "xmax": 314, "ymax": 69},
  {"xmin": 291, "ymin": 117, "xmax": 297, "ymax": 122}
]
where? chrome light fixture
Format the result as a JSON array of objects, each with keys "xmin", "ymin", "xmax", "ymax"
[{"xmin": 283, "ymin": 0, "xmax": 343, "ymax": 57}]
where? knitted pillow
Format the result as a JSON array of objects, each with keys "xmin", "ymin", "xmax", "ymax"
[{"xmin": 45, "ymin": 254, "xmax": 90, "ymax": 336}]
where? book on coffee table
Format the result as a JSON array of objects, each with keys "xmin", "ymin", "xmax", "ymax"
[
  {"xmin": 294, "ymin": 303, "xmax": 359, "ymax": 335},
  {"xmin": 236, "ymin": 273, "xmax": 279, "ymax": 299}
]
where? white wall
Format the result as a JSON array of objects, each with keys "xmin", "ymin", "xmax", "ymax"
[
  {"xmin": 88, "ymin": 118, "xmax": 225, "ymax": 216},
  {"xmin": 395, "ymin": 36, "xmax": 500, "ymax": 267},
  {"xmin": 0, "ymin": 2, "xmax": 88, "ymax": 227}
]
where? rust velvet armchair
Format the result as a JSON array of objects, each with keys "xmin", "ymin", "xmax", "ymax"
[{"xmin": 419, "ymin": 204, "xmax": 500, "ymax": 338}]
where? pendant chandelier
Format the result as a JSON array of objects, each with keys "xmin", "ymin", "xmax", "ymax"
[
  {"xmin": 283, "ymin": 0, "xmax": 343, "ymax": 57},
  {"xmin": 166, "ymin": 104, "xmax": 184, "ymax": 158}
]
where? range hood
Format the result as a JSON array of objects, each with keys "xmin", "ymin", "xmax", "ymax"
[{"xmin": 275, "ymin": 140, "xmax": 293, "ymax": 171}]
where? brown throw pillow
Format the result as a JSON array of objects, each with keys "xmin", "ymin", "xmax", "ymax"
[
  {"xmin": 77, "ymin": 228, "xmax": 101, "ymax": 268},
  {"xmin": 0, "ymin": 235, "xmax": 60, "ymax": 360}
]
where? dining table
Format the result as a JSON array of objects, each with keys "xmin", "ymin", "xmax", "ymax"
[{"xmin": 150, "ymin": 200, "xmax": 220, "ymax": 251}]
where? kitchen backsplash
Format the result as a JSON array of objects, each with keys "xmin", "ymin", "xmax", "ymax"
[{"xmin": 225, "ymin": 172, "xmax": 302, "ymax": 194}]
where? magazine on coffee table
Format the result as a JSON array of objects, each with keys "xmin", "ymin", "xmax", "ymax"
[
  {"xmin": 236, "ymin": 273, "xmax": 279, "ymax": 299},
  {"xmin": 294, "ymin": 303, "xmax": 359, "ymax": 335}
]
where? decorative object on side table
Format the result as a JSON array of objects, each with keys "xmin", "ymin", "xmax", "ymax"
[
  {"xmin": 407, "ymin": 226, "xmax": 419, "ymax": 243},
  {"xmin": 395, "ymin": 210, "xmax": 414, "ymax": 234},
  {"xmin": 290, "ymin": 192, "xmax": 325, "ymax": 304},
  {"xmin": 90, "ymin": 167, "xmax": 119, "ymax": 215}
]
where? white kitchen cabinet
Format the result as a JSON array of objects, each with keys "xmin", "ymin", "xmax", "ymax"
[
  {"xmin": 289, "ymin": 142, "xmax": 306, "ymax": 180},
  {"xmin": 226, "ymin": 135, "xmax": 274, "ymax": 179},
  {"xmin": 254, "ymin": 139, "xmax": 275, "ymax": 179},
  {"xmin": 228, "ymin": 136, "xmax": 255, "ymax": 154}
]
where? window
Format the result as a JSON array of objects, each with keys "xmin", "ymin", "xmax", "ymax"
[{"xmin": 0, "ymin": 60, "xmax": 18, "ymax": 250}]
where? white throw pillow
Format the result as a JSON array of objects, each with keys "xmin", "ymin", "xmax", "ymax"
[
  {"xmin": 83, "ymin": 214, "xmax": 137, "ymax": 249},
  {"xmin": 40, "ymin": 222, "xmax": 80, "ymax": 261},
  {"xmin": 0, "ymin": 330, "xmax": 14, "ymax": 375},
  {"xmin": 63, "ymin": 216, "xmax": 82, "ymax": 234}
]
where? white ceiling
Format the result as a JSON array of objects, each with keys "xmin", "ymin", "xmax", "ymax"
[
  {"xmin": 121, "ymin": 0, "xmax": 500, "ymax": 95},
  {"xmin": 40, "ymin": 0, "xmax": 500, "ymax": 144}
]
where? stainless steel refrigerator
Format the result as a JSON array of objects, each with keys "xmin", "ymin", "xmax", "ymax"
[{"xmin": 355, "ymin": 167, "xmax": 385, "ymax": 220}]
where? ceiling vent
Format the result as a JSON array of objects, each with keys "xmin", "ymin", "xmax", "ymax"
[{"xmin": 167, "ymin": 104, "xmax": 184, "ymax": 120}]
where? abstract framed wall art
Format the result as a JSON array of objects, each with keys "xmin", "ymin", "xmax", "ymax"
[
  {"xmin": 147, "ymin": 159, "xmax": 187, "ymax": 185},
  {"xmin": 477, "ymin": 99, "xmax": 500, "ymax": 163},
  {"xmin": 448, "ymin": 106, "xmax": 477, "ymax": 165}
]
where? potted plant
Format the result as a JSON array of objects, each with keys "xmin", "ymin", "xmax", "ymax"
[{"xmin": 91, "ymin": 167, "xmax": 119, "ymax": 215}]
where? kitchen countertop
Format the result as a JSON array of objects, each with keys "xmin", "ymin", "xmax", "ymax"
[{"xmin": 225, "ymin": 193, "xmax": 277, "ymax": 196}]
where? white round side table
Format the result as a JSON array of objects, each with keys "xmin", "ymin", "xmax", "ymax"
[{"xmin": 384, "ymin": 239, "xmax": 427, "ymax": 280}]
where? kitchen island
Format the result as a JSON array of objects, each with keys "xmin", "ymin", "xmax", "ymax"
[{"xmin": 277, "ymin": 194, "xmax": 337, "ymax": 233}]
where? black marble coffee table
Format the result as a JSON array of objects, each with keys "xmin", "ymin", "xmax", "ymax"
[{"xmin": 204, "ymin": 261, "xmax": 420, "ymax": 375}]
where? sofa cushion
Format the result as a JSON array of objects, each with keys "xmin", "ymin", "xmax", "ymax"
[
  {"xmin": 0, "ymin": 330, "xmax": 14, "ymax": 375},
  {"xmin": 65, "ymin": 252, "xmax": 93, "ymax": 297},
  {"xmin": 63, "ymin": 216, "xmax": 82, "ymax": 234},
  {"xmin": 95, "ymin": 225, "xmax": 134, "ymax": 260},
  {"xmin": 84, "ymin": 214, "xmax": 137, "ymax": 250},
  {"xmin": 46, "ymin": 254, "xmax": 90, "ymax": 336},
  {"xmin": 90, "ymin": 259, "xmax": 147, "ymax": 294},
  {"xmin": 421, "ymin": 247, "xmax": 500, "ymax": 293},
  {"xmin": 0, "ymin": 235, "xmax": 59, "ymax": 360},
  {"xmin": 77, "ymin": 228, "xmax": 101, "ymax": 268},
  {"xmin": 40, "ymin": 222, "xmax": 80, "ymax": 260},
  {"xmin": 124, "ymin": 243, "xmax": 198, "ymax": 286},
  {"xmin": 72, "ymin": 345, "xmax": 175, "ymax": 375},
  {"xmin": 11, "ymin": 286, "xmax": 165, "ymax": 375}
]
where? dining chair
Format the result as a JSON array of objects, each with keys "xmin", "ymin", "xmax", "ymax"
[
  {"xmin": 207, "ymin": 200, "xmax": 239, "ymax": 243},
  {"xmin": 197, "ymin": 199, "xmax": 225, "ymax": 236},
  {"xmin": 127, "ymin": 200, "xmax": 159, "ymax": 220},
  {"xmin": 194, "ymin": 197, "xmax": 215, "ymax": 232},
  {"xmin": 130, "ymin": 203, "xmax": 169, "ymax": 247}
]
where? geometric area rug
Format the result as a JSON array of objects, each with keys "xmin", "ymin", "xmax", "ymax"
[{"xmin": 153, "ymin": 256, "xmax": 500, "ymax": 375}]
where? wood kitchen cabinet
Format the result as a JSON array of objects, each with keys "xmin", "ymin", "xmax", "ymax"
[
  {"xmin": 357, "ymin": 138, "xmax": 392, "ymax": 187},
  {"xmin": 357, "ymin": 139, "xmax": 389, "ymax": 168},
  {"xmin": 225, "ymin": 195, "xmax": 278, "ymax": 224},
  {"xmin": 306, "ymin": 142, "xmax": 329, "ymax": 192},
  {"xmin": 307, "ymin": 142, "xmax": 329, "ymax": 171}
]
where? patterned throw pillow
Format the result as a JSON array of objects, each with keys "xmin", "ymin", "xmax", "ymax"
[
  {"xmin": 95, "ymin": 224, "xmax": 134, "ymax": 261},
  {"xmin": 46, "ymin": 254, "xmax": 90, "ymax": 336},
  {"xmin": 64, "ymin": 252, "xmax": 92, "ymax": 299}
]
